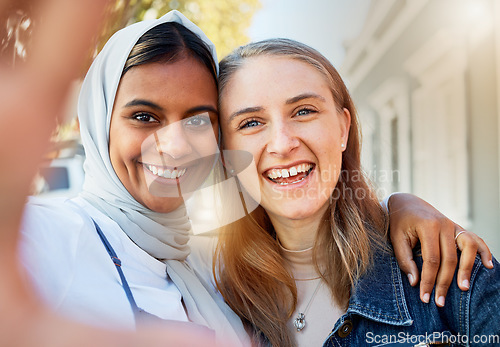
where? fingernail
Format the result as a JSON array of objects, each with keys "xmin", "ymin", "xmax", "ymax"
[
  {"xmin": 437, "ymin": 296, "xmax": 445, "ymax": 307},
  {"xmin": 462, "ymin": 279, "xmax": 470, "ymax": 289},
  {"xmin": 488, "ymin": 260, "xmax": 494, "ymax": 268},
  {"xmin": 422, "ymin": 293, "xmax": 430, "ymax": 303},
  {"xmin": 407, "ymin": 273, "xmax": 414, "ymax": 285}
]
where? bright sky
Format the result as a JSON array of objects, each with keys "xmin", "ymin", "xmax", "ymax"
[{"xmin": 248, "ymin": 0, "xmax": 371, "ymax": 65}]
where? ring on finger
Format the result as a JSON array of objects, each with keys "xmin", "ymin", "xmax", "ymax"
[{"xmin": 455, "ymin": 230, "xmax": 466, "ymax": 242}]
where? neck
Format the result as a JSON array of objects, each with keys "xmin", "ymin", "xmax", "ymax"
[{"xmin": 268, "ymin": 205, "xmax": 328, "ymax": 251}]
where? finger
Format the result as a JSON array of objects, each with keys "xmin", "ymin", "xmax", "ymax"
[
  {"xmin": 456, "ymin": 232, "xmax": 478, "ymax": 291},
  {"xmin": 454, "ymin": 223, "xmax": 493, "ymax": 269},
  {"xmin": 391, "ymin": 232, "xmax": 419, "ymax": 286},
  {"xmin": 433, "ymin": 223, "xmax": 458, "ymax": 307},
  {"xmin": 29, "ymin": 0, "xmax": 111, "ymax": 90},
  {"xmin": 475, "ymin": 235, "xmax": 494, "ymax": 268},
  {"xmin": 418, "ymin": 221, "xmax": 441, "ymax": 303}
]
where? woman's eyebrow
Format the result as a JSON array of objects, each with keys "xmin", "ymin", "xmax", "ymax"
[
  {"xmin": 124, "ymin": 99, "xmax": 164, "ymax": 111},
  {"xmin": 286, "ymin": 93, "xmax": 326, "ymax": 104},
  {"xmin": 186, "ymin": 105, "xmax": 218, "ymax": 115},
  {"xmin": 228, "ymin": 106, "xmax": 263, "ymax": 123}
]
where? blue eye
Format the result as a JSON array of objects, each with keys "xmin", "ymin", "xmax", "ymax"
[
  {"xmin": 184, "ymin": 114, "xmax": 211, "ymax": 129},
  {"xmin": 296, "ymin": 108, "xmax": 315, "ymax": 116},
  {"xmin": 133, "ymin": 113, "xmax": 157, "ymax": 123},
  {"xmin": 239, "ymin": 119, "xmax": 262, "ymax": 129}
]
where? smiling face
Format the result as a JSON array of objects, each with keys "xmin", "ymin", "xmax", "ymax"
[
  {"xmin": 220, "ymin": 56, "xmax": 350, "ymax": 225},
  {"xmin": 109, "ymin": 56, "xmax": 219, "ymax": 213}
]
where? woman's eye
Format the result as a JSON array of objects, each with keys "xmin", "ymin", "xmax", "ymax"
[
  {"xmin": 184, "ymin": 114, "xmax": 211, "ymax": 129},
  {"xmin": 133, "ymin": 113, "xmax": 157, "ymax": 123},
  {"xmin": 239, "ymin": 119, "xmax": 262, "ymax": 129},
  {"xmin": 295, "ymin": 108, "xmax": 315, "ymax": 117}
]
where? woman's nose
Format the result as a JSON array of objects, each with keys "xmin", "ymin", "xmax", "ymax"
[
  {"xmin": 154, "ymin": 121, "xmax": 193, "ymax": 159},
  {"xmin": 265, "ymin": 121, "xmax": 300, "ymax": 157}
]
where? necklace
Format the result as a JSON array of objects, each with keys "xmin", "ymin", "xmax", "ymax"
[{"xmin": 293, "ymin": 279, "xmax": 322, "ymax": 332}]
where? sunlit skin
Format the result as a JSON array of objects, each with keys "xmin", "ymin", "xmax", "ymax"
[
  {"xmin": 220, "ymin": 56, "xmax": 350, "ymax": 250},
  {"xmin": 109, "ymin": 56, "xmax": 219, "ymax": 213}
]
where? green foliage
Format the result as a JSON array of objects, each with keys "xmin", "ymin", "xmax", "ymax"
[
  {"xmin": 1, "ymin": 0, "xmax": 260, "ymax": 71},
  {"xmin": 102, "ymin": 0, "xmax": 260, "ymax": 61}
]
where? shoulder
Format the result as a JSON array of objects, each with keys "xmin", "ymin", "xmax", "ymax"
[
  {"xmin": 21, "ymin": 196, "xmax": 92, "ymax": 238},
  {"xmin": 466, "ymin": 253, "xmax": 500, "ymax": 335},
  {"xmin": 19, "ymin": 196, "xmax": 102, "ymax": 305},
  {"xmin": 408, "ymin": 247, "xmax": 500, "ymax": 336},
  {"xmin": 20, "ymin": 196, "xmax": 102, "ymax": 260}
]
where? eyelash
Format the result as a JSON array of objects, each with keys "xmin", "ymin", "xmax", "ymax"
[
  {"xmin": 237, "ymin": 107, "xmax": 317, "ymax": 130},
  {"xmin": 238, "ymin": 118, "xmax": 262, "ymax": 130},
  {"xmin": 132, "ymin": 112, "xmax": 158, "ymax": 123},
  {"xmin": 184, "ymin": 114, "xmax": 212, "ymax": 128},
  {"xmin": 295, "ymin": 107, "xmax": 316, "ymax": 117}
]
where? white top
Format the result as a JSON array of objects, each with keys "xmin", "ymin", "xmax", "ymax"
[
  {"xmin": 279, "ymin": 245, "xmax": 345, "ymax": 347},
  {"xmin": 19, "ymin": 196, "xmax": 189, "ymax": 329}
]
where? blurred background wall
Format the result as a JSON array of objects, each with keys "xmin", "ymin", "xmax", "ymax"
[{"xmin": 340, "ymin": 0, "xmax": 500, "ymax": 255}]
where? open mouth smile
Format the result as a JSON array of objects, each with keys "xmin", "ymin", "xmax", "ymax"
[
  {"xmin": 264, "ymin": 163, "xmax": 314, "ymax": 185},
  {"xmin": 144, "ymin": 163, "xmax": 187, "ymax": 179}
]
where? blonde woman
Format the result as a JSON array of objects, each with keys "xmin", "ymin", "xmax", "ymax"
[{"xmin": 215, "ymin": 38, "xmax": 499, "ymax": 346}]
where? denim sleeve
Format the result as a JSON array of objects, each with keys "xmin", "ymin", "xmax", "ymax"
[{"xmin": 467, "ymin": 255, "xmax": 500, "ymax": 344}]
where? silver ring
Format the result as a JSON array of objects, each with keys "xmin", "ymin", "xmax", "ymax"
[{"xmin": 455, "ymin": 230, "xmax": 466, "ymax": 242}]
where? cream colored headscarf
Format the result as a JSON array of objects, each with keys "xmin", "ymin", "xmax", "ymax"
[{"xmin": 78, "ymin": 10, "xmax": 248, "ymax": 346}]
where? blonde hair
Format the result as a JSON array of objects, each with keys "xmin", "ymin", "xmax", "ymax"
[{"xmin": 214, "ymin": 38, "xmax": 388, "ymax": 346}]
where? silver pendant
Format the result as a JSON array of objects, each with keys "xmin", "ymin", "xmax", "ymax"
[{"xmin": 293, "ymin": 312, "xmax": 306, "ymax": 331}]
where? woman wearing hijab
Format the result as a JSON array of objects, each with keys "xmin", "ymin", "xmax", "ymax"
[
  {"xmin": 2, "ymin": 2, "xmax": 221, "ymax": 346},
  {"xmin": 215, "ymin": 38, "xmax": 500, "ymax": 346},
  {"xmin": 20, "ymin": 11, "xmax": 248, "ymax": 346},
  {"xmin": 18, "ymin": 9, "xmax": 491, "ymax": 346}
]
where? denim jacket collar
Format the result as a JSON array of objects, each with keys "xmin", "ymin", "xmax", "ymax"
[{"xmin": 346, "ymin": 247, "xmax": 413, "ymax": 327}]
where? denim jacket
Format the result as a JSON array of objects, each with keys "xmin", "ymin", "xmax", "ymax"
[{"xmin": 323, "ymin": 246, "xmax": 500, "ymax": 347}]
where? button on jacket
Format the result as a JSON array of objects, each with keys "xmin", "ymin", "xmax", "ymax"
[{"xmin": 323, "ymin": 246, "xmax": 500, "ymax": 347}]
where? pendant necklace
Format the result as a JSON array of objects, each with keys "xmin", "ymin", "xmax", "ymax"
[{"xmin": 293, "ymin": 279, "xmax": 322, "ymax": 332}]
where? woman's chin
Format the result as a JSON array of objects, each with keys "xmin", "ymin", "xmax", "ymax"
[
  {"xmin": 144, "ymin": 196, "xmax": 185, "ymax": 213},
  {"xmin": 265, "ymin": 204, "xmax": 323, "ymax": 222}
]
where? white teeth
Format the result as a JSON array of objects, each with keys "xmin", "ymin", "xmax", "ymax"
[
  {"xmin": 146, "ymin": 164, "xmax": 186, "ymax": 179},
  {"xmin": 277, "ymin": 176, "xmax": 307, "ymax": 185},
  {"xmin": 266, "ymin": 163, "xmax": 313, "ymax": 180}
]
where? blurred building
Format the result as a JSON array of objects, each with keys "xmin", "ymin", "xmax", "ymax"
[{"xmin": 342, "ymin": 0, "xmax": 500, "ymax": 254}]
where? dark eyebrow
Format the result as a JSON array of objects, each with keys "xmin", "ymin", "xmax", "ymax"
[
  {"xmin": 186, "ymin": 105, "xmax": 218, "ymax": 115},
  {"xmin": 124, "ymin": 99, "xmax": 164, "ymax": 111},
  {"xmin": 286, "ymin": 93, "xmax": 326, "ymax": 104},
  {"xmin": 228, "ymin": 106, "xmax": 263, "ymax": 123},
  {"xmin": 123, "ymin": 100, "xmax": 217, "ymax": 116}
]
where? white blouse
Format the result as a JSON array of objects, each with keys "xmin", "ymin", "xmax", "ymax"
[{"xmin": 19, "ymin": 196, "xmax": 189, "ymax": 329}]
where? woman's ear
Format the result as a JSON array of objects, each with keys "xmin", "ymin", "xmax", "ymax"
[{"xmin": 340, "ymin": 108, "xmax": 351, "ymax": 151}]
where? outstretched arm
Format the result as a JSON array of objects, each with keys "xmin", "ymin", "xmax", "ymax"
[
  {"xmin": 0, "ymin": 1, "xmax": 216, "ymax": 346},
  {"xmin": 387, "ymin": 193, "xmax": 492, "ymax": 307}
]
